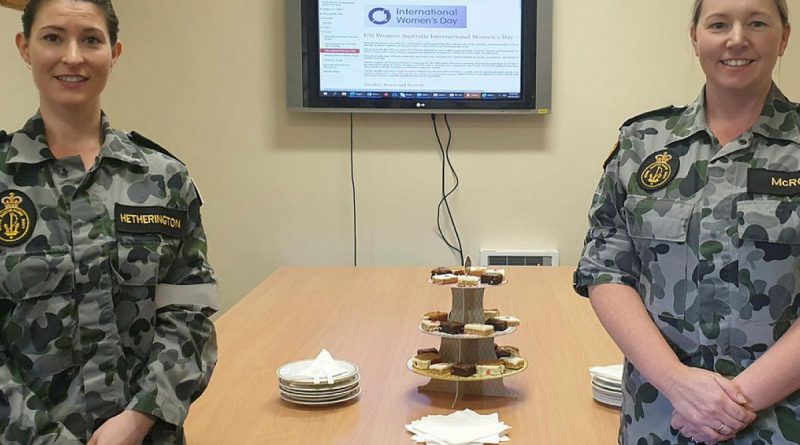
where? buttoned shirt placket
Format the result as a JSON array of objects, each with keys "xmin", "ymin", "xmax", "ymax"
[{"xmin": 696, "ymin": 132, "xmax": 754, "ymax": 372}]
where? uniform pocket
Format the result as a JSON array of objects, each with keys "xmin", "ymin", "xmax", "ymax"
[
  {"xmin": 625, "ymin": 196, "xmax": 693, "ymax": 316},
  {"xmin": 113, "ymin": 235, "xmax": 166, "ymax": 368},
  {"xmin": 736, "ymin": 199, "xmax": 800, "ymax": 327},
  {"xmin": 1, "ymin": 251, "xmax": 76, "ymax": 377},
  {"xmin": 114, "ymin": 233, "xmax": 178, "ymax": 286},
  {"xmin": 2, "ymin": 251, "xmax": 72, "ymax": 298}
]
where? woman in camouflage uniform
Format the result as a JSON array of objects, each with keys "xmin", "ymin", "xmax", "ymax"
[
  {"xmin": 0, "ymin": 1, "xmax": 218, "ymax": 444},
  {"xmin": 575, "ymin": 0, "xmax": 800, "ymax": 443}
]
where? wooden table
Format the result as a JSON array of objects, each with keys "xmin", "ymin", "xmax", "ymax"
[{"xmin": 183, "ymin": 267, "xmax": 623, "ymax": 444}]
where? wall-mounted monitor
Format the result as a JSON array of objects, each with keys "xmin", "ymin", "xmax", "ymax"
[{"xmin": 286, "ymin": 0, "xmax": 552, "ymax": 114}]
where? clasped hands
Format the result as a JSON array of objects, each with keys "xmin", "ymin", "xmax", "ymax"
[
  {"xmin": 665, "ymin": 367, "xmax": 756, "ymax": 444},
  {"xmin": 87, "ymin": 410, "xmax": 156, "ymax": 445}
]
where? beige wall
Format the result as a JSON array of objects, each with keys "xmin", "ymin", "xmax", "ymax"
[
  {"xmin": 2, "ymin": 1, "xmax": 800, "ymax": 312},
  {"xmin": 1, "ymin": 10, "xmax": 38, "ymax": 126}
]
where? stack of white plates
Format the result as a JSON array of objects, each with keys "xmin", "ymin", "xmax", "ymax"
[
  {"xmin": 276, "ymin": 359, "xmax": 361, "ymax": 406},
  {"xmin": 589, "ymin": 364, "xmax": 623, "ymax": 407}
]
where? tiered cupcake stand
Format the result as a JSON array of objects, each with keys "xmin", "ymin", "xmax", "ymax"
[{"xmin": 407, "ymin": 278, "xmax": 527, "ymax": 407}]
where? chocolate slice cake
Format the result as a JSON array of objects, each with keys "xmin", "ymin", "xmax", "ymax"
[
  {"xmin": 439, "ymin": 321, "xmax": 465, "ymax": 335},
  {"xmin": 452, "ymin": 363, "xmax": 477, "ymax": 377},
  {"xmin": 480, "ymin": 272, "xmax": 504, "ymax": 285},
  {"xmin": 416, "ymin": 347, "xmax": 439, "ymax": 355},
  {"xmin": 486, "ymin": 318, "xmax": 508, "ymax": 332},
  {"xmin": 430, "ymin": 267, "xmax": 452, "ymax": 277}
]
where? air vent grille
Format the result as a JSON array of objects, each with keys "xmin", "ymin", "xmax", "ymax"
[
  {"xmin": 487, "ymin": 256, "xmax": 547, "ymax": 266},
  {"xmin": 480, "ymin": 249, "xmax": 559, "ymax": 267}
]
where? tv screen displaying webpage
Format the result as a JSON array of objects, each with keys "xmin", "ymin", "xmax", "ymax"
[
  {"xmin": 318, "ymin": 0, "xmax": 523, "ymax": 103},
  {"xmin": 286, "ymin": 0, "xmax": 551, "ymax": 113}
]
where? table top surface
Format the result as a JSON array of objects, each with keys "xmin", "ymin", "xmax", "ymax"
[{"xmin": 183, "ymin": 266, "xmax": 623, "ymax": 444}]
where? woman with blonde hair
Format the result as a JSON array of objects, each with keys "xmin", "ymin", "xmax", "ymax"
[{"xmin": 576, "ymin": 0, "xmax": 800, "ymax": 443}]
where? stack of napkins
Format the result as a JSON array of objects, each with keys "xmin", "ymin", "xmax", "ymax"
[
  {"xmin": 406, "ymin": 409, "xmax": 511, "ymax": 444},
  {"xmin": 286, "ymin": 349, "xmax": 352, "ymax": 384},
  {"xmin": 589, "ymin": 364, "xmax": 623, "ymax": 407}
]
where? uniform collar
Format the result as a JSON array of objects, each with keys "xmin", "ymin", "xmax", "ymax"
[
  {"xmin": 6, "ymin": 113, "xmax": 54, "ymax": 165},
  {"xmin": 6, "ymin": 111, "xmax": 148, "ymax": 168},
  {"xmin": 664, "ymin": 84, "xmax": 800, "ymax": 147},
  {"xmin": 662, "ymin": 92, "xmax": 710, "ymax": 148},
  {"xmin": 753, "ymin": 85, "xmax": 800, "ymax": 144},
  {"xmin": 102, "ymin": 124, "xmax": 148, "ymax": 168}
]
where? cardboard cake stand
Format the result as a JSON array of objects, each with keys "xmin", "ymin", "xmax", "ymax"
[{"xmin": 412, "ymin": 283, "xmax": 527, "ymax": 407}]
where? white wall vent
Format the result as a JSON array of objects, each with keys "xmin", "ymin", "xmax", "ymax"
[{"xmin": 480, "ymin": 249, "xmax": 560, "ymax": 267}]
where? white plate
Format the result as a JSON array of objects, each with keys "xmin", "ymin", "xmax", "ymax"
[
  {"xmin": 280, "ymin": 387, "xmax": 361, "ymax": 406},
  {"xmin": 418, "ymin": 325, "xmax": 517, "ymax": 339},
  {"xmin": 592, "ymin": 386, "xmax": 622, "ymax": 399},
  {"xmin": 592, "ymin": 386, "xmax": 623, "ymax": 406},
  {"xmin": 279, "ymin": 374, "xmax": 360, "ymax": 392},
  {"xmin": 280, "ymin": 379, "xmax": 360, "ymax": 395},
  {"xmin": 278, "ymin": 373, "xmax": 360, "ymax": 390},
  {"xmin": 589, "ymin": 364, "xmax": 624, "ymax": 379},
  {"xmin": 592, "ymin": 384, "xmax": 621, "ymax": 396},
  {"xmin": 591, "ymin": 377, "xmax": 621, "ymax": 392},
  {"xmin": 592, "ymin": 391, "xmax": 622, "ymax": 407},
  {"xmin": 276, "ymin": 359, "xmax": 358, "ymax": 384},
  {"xmin": 281, "ymin": 385, "xmax": 360, "ymax": 401},
  {"xmin": 592, "ymin": 374, "xmax": 622, "ymax": 388}
]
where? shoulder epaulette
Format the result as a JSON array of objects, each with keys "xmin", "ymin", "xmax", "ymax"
[
  {"xmin": 602, "ymin": 141, "xmax": 620, "ymax": 170},
  {"xmin": 621, "ymin": 105, "xmax": 685, "ymax": 128},
  {"xmin": 128, "ymin": 131, "xmax": 184, "ymax": 165}
]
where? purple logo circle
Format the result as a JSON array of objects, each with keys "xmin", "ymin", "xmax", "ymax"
[{"xmin": 369, "ymin": 7, "xmax": 391, "ymax": 25}]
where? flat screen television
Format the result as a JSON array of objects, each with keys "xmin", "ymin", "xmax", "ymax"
[{"xmin": 286, "ymin": 0, "xmax": 552, "ymax": 114}]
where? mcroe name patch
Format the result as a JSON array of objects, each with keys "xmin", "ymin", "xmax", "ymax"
[
  {"xmin": 115, "ymin": 204, "xmax": 188, "ymax": 237},
  {"xmin": 748, "ymin": 169, "xmax": 800, "ymax": 196},
  {"xmin": 0, "ymin": 190, "xmax": 37, "ymax": 246}
]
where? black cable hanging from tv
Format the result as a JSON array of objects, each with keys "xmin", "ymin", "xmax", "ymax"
[
  {"xmin": 432, "ymin": 114, "xmax": 464, "ymax": 265},
  {"xmin": 350, "ymin": 113, "xmax": 358, "ymax": 267}
]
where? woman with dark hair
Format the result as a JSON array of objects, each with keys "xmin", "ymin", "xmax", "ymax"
[
  {"xmin": 1, "ymin": 1, "xmax": 218, "ymax": 444},
  {"xmin": 575, "ymin": 0, "xmax": 800, "ymax": 443}
]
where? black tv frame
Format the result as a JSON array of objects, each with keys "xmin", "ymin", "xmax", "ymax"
[{"xmin": 286, "ymin": 0, "xmax": 552, "ymax": 114}]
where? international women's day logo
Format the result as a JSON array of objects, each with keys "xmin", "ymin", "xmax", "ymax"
[
  {"xmin": 369, "ymin": 7, "xmax": 392, "ymax": 24},
  {"xmin": 366, "ymin": 5, "xmax": 467, "ymax": 28}
]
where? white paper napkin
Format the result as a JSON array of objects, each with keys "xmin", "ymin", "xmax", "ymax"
[
  {"xmin": 406, "ymin": 409, "xmax": 511, "ymax": 445},
  {"xmin": 289, "ymin": 349, "xmax": 351, "ymax": 384},
  {"xmin": 589, "ymin": 364, "xmax": 623, "ymax": 382}
]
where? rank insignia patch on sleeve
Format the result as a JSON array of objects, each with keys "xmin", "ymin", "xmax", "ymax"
[
  {"xmin": 0, "ymin": 190, "xmax": 37, "ymax": 246},
  {"xmin": 637, "ymin": 150, "xmax": 679, "ymax": 191}
]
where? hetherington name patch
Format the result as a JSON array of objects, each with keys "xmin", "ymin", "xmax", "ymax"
[
  {"xmin": 747, "ymin": 169, "xmax": 800, "ymax": 196},
  {"xmin": 115, "ymin": 204, "xmax": 189, "ymax": 237},
  {"xmin": 119, "ymin": 213, "xmax": 182, "ymax": 228}
]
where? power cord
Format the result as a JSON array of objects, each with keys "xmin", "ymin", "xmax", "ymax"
[
  {"xmin": 350, "ymin": 113, "xmax": 358, "ymax": 267},
  {"xmin": 431, "ymin": 114, "xmax": 464, "ymax": 265}
]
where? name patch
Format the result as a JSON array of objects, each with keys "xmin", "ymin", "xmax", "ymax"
[
  {"xmin": 115, "ymin": 204, "xmax": 188, "ymax": 237},
  {"xmin": 747, "ymin": 169, "xmax": 800, "ymax": 196},
  {"xmin": 0, "ymin": 190, "xmax": 37, "ymax": 246}
]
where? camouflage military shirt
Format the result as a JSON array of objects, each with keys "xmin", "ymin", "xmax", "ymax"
[
  {"xmin": 575, "ymin": 85, "xmax": 800, "ymax": 444},
  {"xmin": 0, "ymin": 113, "xmax": 218, "ymax": 444}
]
